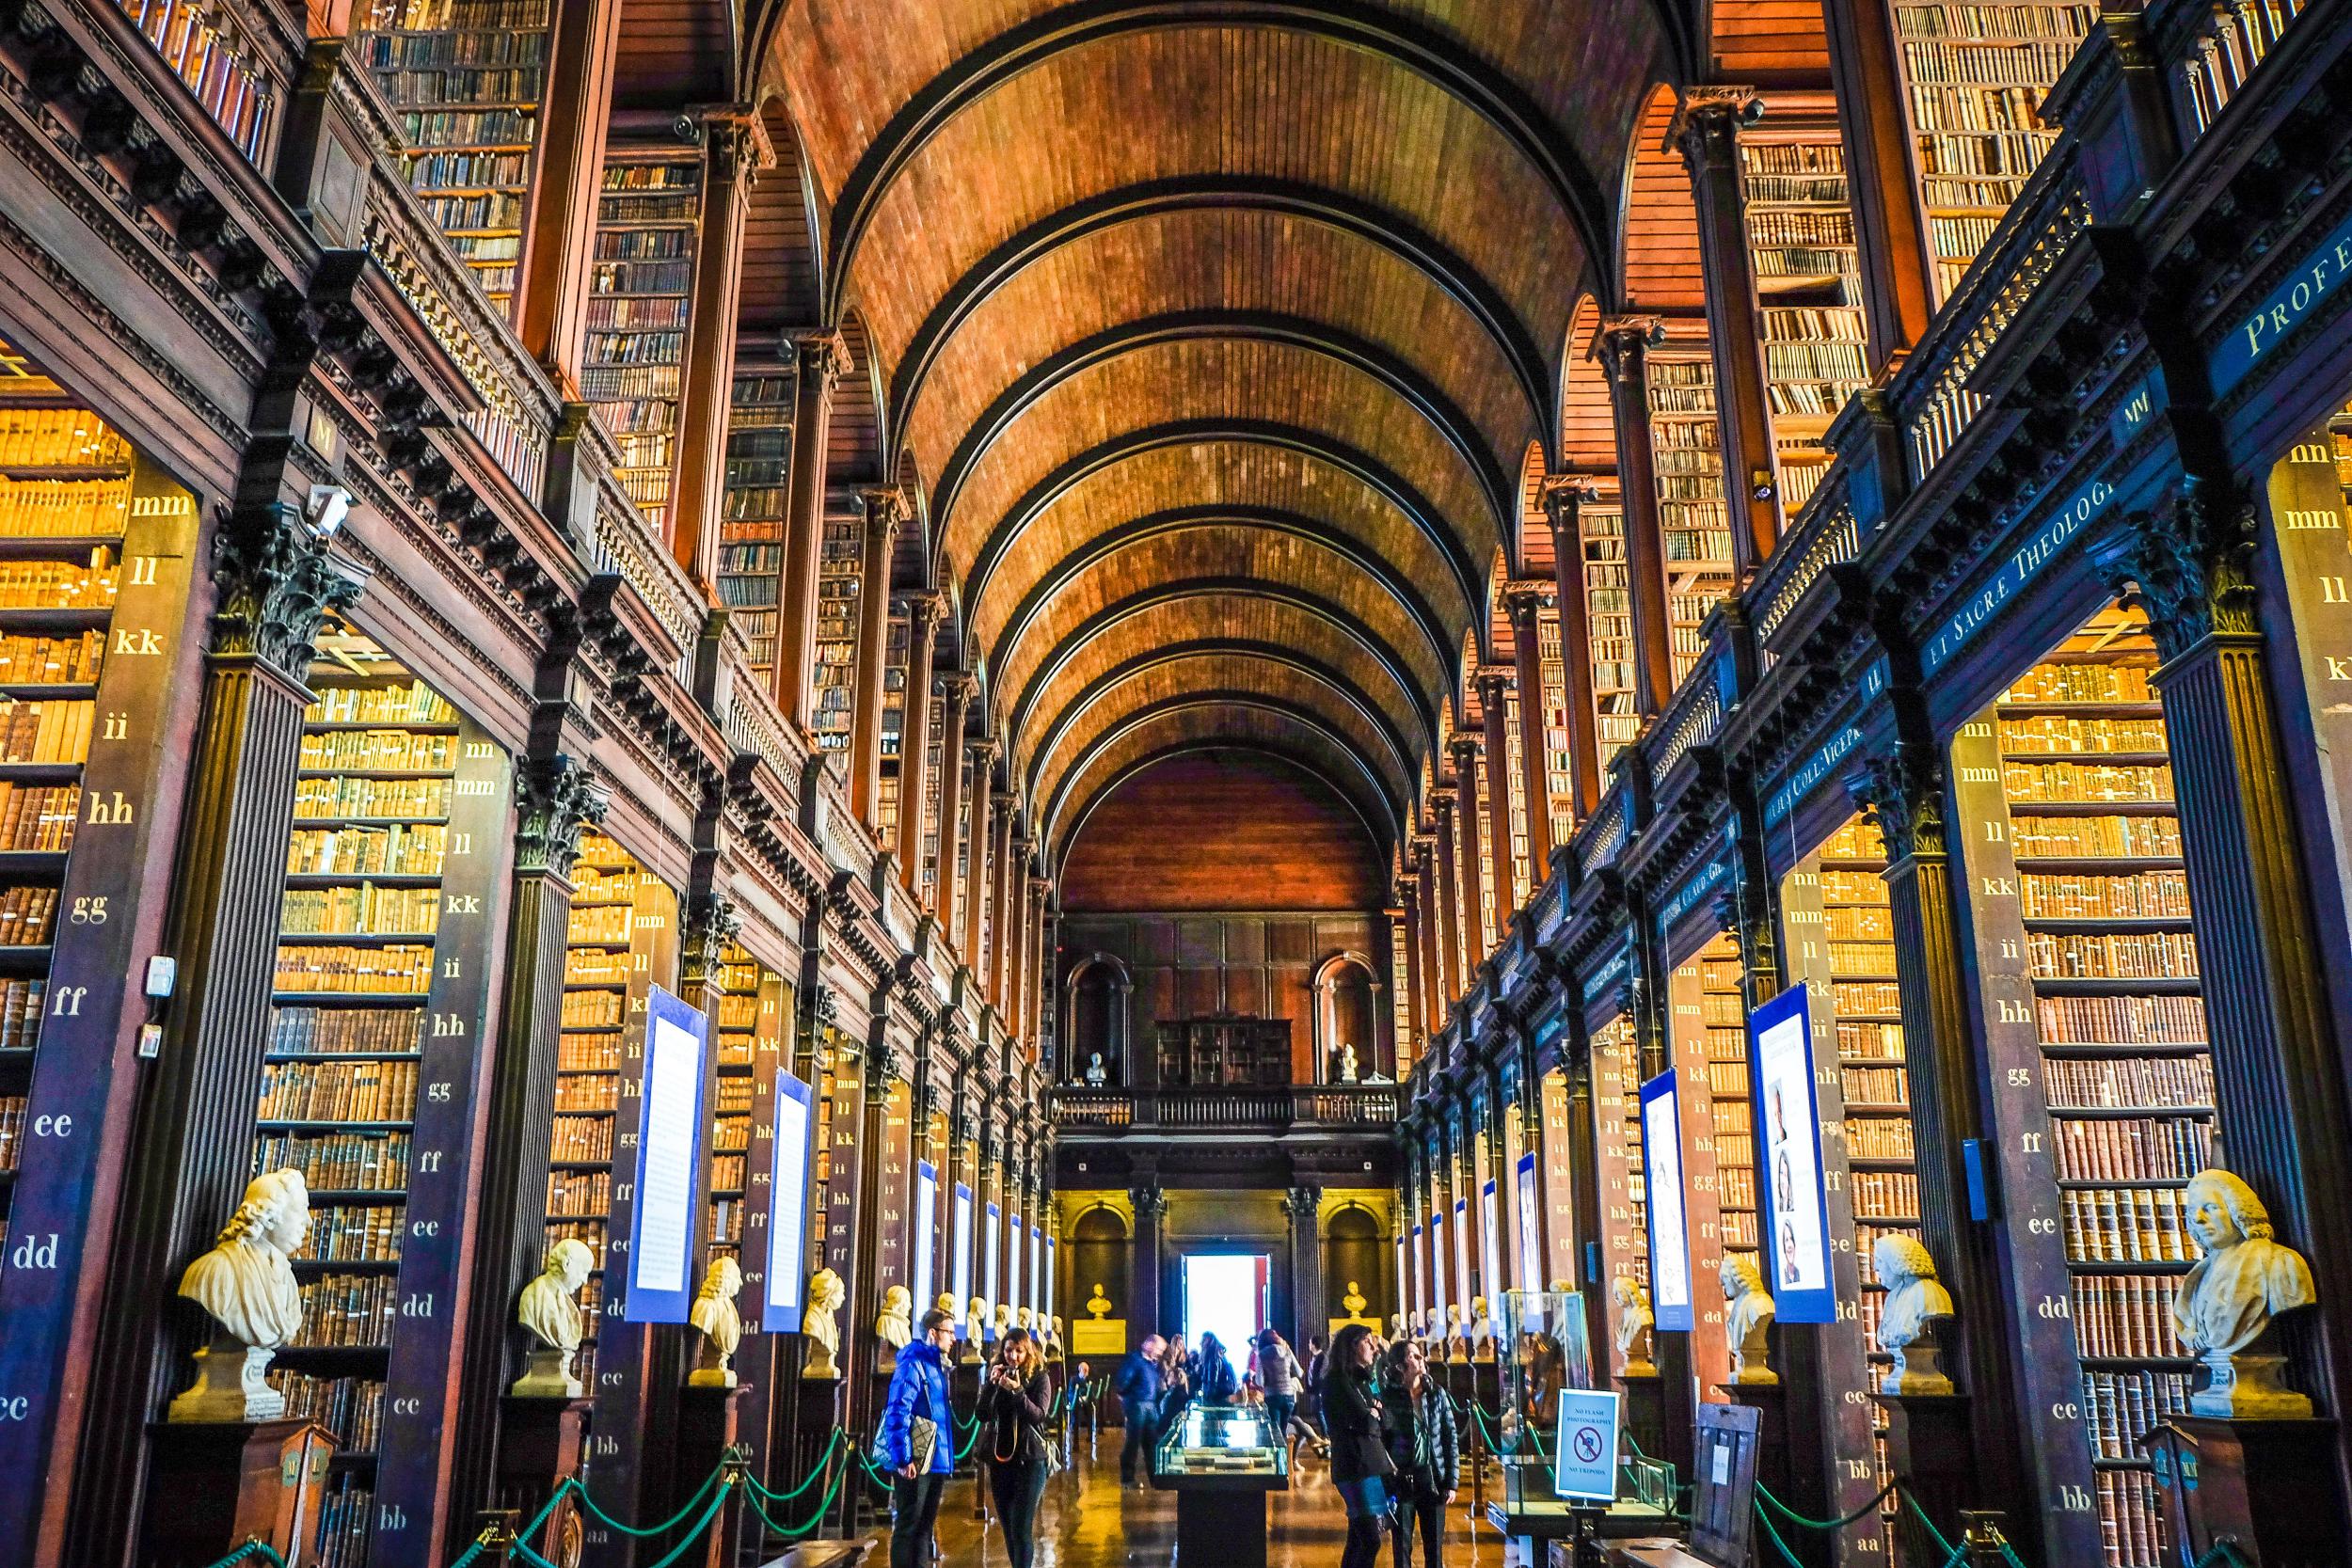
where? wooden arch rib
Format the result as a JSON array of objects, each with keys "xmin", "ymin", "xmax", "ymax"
[
  {"xmin": 886, "ymin": 178, "xmax": 1556, "ymax": 459},
  {"xmin": 1029, "ymin": 658, "xmax": 1412, "ymax": 824},
  {"xmin": 982, "ymin": 506, "xmax": 1455, "ymax": 711},
  {"xmin": 929, "ymin": 313, "xmax": 1518, "ymax": 549},
  {"xmin": 818, "ymin": 1, "xmax": 1617, "ymax": 323},
  {"xmin": 1043, "ymin": 701, "xmax": 1401, "ymax": 867},
  {"xmin": 1021, "ymin": 640, "xmax": 1417, "ymax": 811},
  {"xmin": 952, "ymin": 420, "xmax": 1486, "ymax": 638},
  {"xmin": 1003, "ymin": 578, "xmax": 1444, "ymax": 773}
]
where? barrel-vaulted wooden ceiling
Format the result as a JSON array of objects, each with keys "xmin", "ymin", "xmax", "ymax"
[{"xmin": 719, "ymin": 0, "xmax": 1708, "ymax": 871}]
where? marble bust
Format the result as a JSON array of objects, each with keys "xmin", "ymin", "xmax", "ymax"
[
  {"xmin": 1342, "ymin": 1280, "xmax": 1369, "ymax": 1317},
  {"xmin": 965, "ymin": 1294, "xmax": 991, "ymax": 1361},
  {"xmin": 803, "ymin": 1267, "xmax": 846, "ymax": 1379},
  {"xmin": 876, "ymin": 1284, "xmax": 914, "ymax": 1356},
  {"xmin": 513, "ymin": 1237, "xmax": 596, "ymax": 1396},
  {"xmin": 1612, "ymin": 1275, "xmax": 1657, "ymax": 1377},
  {"xmin": 689, "ymin": 1255, "xmax": 744, "ymax": 1387},
  {"xmin": 2172, "ymin": 1169, "xmax": 2319, "ymax": 1418},
  {"xmin": 993, "ymin": 1302, "xmax": 1014, "ymax": 1338},
  {"xmin": 1444, "ymin": 1303, "xmax": 1469, "ymax": 1362},
  {"xmin": 170, "ymin": 1168, "xmax": 310, "ymax": 1421},
  {"xmin": 1048, "ymin": 1315, "xmax": 1066, "ymax": 1355},
  {"xmin": 1875, "ymin": 1235, "xmax": 1956, "ymax": 1395},
  {"xmin": 1085, "ymin": 1283, "xmax": 1114, "ymax": 1319},
  {"xmin": 1390, "ymin": 1311, "xmax": 1407, "ymax": 1340},
  {"xmin": 1016, "ymin": 1306, "xmax": 1037, "ymax": 1336},
  {"xmin": 936, "ymin": 1291, "xmax": 962, "ymax": 1326},
  {"xmin": 1721, "ymin": 1255, "xmax": 1777, "ymax": 1386},
  {"xmin": 1408, "ymin": 1307, "xmax": 1426, "ymax": 1342},
  {"xmin": 1085, "ymin": 1053, "xmax": 1106, "ymax": 1086},
  {"xmin": 1469, "ymin": 1294, "xmax": 1496, "ymax": 1361},
  {"xmin": 1336, "ymin": 1043, "xmax": 1359, "ymax": 1084}
]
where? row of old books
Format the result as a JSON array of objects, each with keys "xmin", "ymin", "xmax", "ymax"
[
  {"xmin": 294, "ymin": 1274, "xmax": 399, "ymax": 1347},
  {"xmin": 295, "ymin": 1204, "xmax": 405, "ymax": 1264},
  {"xmin": 2051, "ymin": 1114, "xmax": 2214, "ymax": 1182},
  {"xmin": 294, "ymin": 774, "xmax": 453, "ymax": 821},
  {"xmin": 0, "ymin": 411, "xmax": 134, "ymax": 469},
  {"xmin": 257, "ymin": 1059, "xmax": 420, "ymax": 1123},
  {"xmin": 269, "ymin": 1007, "xmax": 424, "ymax": 1056},
  {"xmin": 287, "ymin": 823, "xmax": 447, "ymax": 878},
  {"xmin": 279, "ymin": 884, "xmax": 441, "ymax": 937},
  {"xmin": 298, "ymin": 729, "xmax": 456, "ymax": 774},
  {"xmin": 2042, "ymin": 1053, "xmax": 2214, "ymax": 1110},
  {"xmin": 251, "ymin": 1130, "xmax": 411, "ymax": 1192},
  {"xmin": 2061, "ymin": 1186, "xmax": 2199, "ymax": 1264},
  {"xmin": 0, "ymin": 700, "xmax": 91, "ymax": 765},
  {"xmin": 273, "ymin": 942, "xmax": 435, "ymax": 995}
]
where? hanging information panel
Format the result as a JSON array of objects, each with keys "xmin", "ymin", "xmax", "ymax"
[
  {"xmin": 952, "ymin": 1183, "xmax": 974, "ymax": 1338},
  {"xmin": 1749, "ymin": 984, "xmax": 1835, "ymax": 1324},
  {"xmin": 765, "ymin": 1070, "xmax": 815, "ymax": 1331},
  {"xmin": 911, "ymin": 1161, "xmax": 938, "ymax": 1315},
  {"xmin": 626, "ymin": 985, "xmax": 709, "ymax": 1323},
  {"xmin": 1640, "ymin": 1070, "xmax": 1693, "ymax": 1333}
]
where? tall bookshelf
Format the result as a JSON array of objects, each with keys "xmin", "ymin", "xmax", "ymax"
[
  {"xmin": 359, "ymin": 0, "xmax": 551, "ymax": 314},
  {"xmin": 1578, "ymin": 499, "xmax": 1641, "ymax": 775},
  {"xmin": 718, "ymin": 371, "xmax": 795, "ymax": 687},
  {"xmin": 261, "ymin": 633, "xmax": 509, "ymax": 1563},
  {"xmin": 1681, "ymin": 935, "xmax": 1758, "ymax": 1257},
  {"xmin": 918, "ymin": 688, "xmax": 946, "ymax": 905},
  {"xmin": 1534, "ymin": 604, "xmax": 1578, "ymax": 847},
  {"xmin": 708, "ymin": 942, "xmax": 764, "ymax": 1265},
  {"xmin": 1740, "ymin": 133, "xmax": 1869, "ymax": 515},
  {"xmin": 584, "ymin": 149, "xmax": 702, "ymax": 532},
  {"xmin": 811, "ymin": 515, "xmax": 862, "ymax": 754},
  {"xmin": 1889, "ymin": 0, "xmax": 2096, "ymax": 303},
  {"xmin": 1645, "ymin": 356, "xmax": 1736, "ymax": 689},
  {"xmin": 875, "ymin": 610, "xmax": 910, "ymax": 846},
  {"xmin": 1948, "ymin": 601, "xmax": 2206, "ymax": 1568},
  {"xmin": 1591, "ymin": 1011, "xmax": 1649, "ymax": 1354},
  {"xmin": 1501, "ymin": 683, "xmax": 1533, "ymax": 907}
]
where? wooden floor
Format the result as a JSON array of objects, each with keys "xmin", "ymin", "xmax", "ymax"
[{"xmin": 874, "ymin": 1446, "xmax": 1518, "ymax": 1568}]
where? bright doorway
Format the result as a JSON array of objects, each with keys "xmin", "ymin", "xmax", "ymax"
[{"xmin": 1182, "ymin": 1252, "xmax": 1268, "ymax": 1362}]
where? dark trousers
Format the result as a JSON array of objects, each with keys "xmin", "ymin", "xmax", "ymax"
[
  {"xmin": 1390, "ymin": 1486, "xmax": 1444, "ymax": 1568},
  {"xmin": 1119, "ymin": 1403, "xmax": 1156, "ymax": 1483},
  {"xmin": 1338, "ymin": 1476, "xmax": 1390, "ymax": 1568},
  {"xmin": 990, "ymin": 1458, "xmax": 1048, "ymax": 1568},
  {"xmin": 890, "ymin": 1472, "xmax": 946, "ymax": 1568}
]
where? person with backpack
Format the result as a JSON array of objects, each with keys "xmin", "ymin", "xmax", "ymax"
[
  {"xmin": 1196, "ymin": 1332, "xmax": 1242, "ymax": 1404},
  {"xmin": 1379, "ymin": 1338, "xmax": 1460, "ymax": 1568},
  {"xmin": 877, "ymin": 1307, "xmax": 958, "ymax": 1568},
  {"xmin": 1114, "ymin": 1333, "xmax": 1167, "ymax": 1488},
  {"xmin": 1321, "ymin": 1323, "xmax": 1393, "ymax": 1568}
]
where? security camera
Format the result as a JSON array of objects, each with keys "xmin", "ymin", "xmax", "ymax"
[{"xmin": 304, "ymin": 484, "xmax": 351, "ymax": 539}]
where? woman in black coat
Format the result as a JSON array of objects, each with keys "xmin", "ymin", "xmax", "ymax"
[
  {"xmin": 1378, "ymin": 1339, "xmax": 1460, "ymax": 1568},
  {"xmin": 1320, "ymin": 1323, "xmax": 1393, "ymax": 1568},
  {"xmin": 977, "ymin": 1329, "xmax": 1055, "ymax": 1568}
]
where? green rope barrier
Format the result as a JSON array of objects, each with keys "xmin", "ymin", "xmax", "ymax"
[
  {"xmin": 516, "ymin": 1480, "xmax": 733, "ymax": 1568},
  {"xmin": 1754, "ymin": 1502, "xmax": 1811, "ymax": 1568},
  {"xmin": 744, "ymin": 1427, "xmax": 842, "ymax": 1503},
  {"xmin": 952, "ymin": 1418, "xmax": 981, "ymax": 1462},
  {"xmin": 1998, "ymin": 1542, "xmax": 2033, "ymax": 1568},
  {"xmin": 743, "ymin": 1453, "xmax": 849, "ymax": 1540},
  {"xmin": 2192, "ymin": 1542, "xmax": 2254, "ymax": 1568},
  {"xmin": 197, "ymin": 1543, "xmax": 289, "ymax": 1568},
  {"xmin": 1898, "ymin": 1487, "xmax": 1962, "ymax": 1565},
  {"xmin": 570, "ymin": 1461, "xmax": 726, "ymax": 1539},
  {"xmin": 1755, "ymin": 1479, "xmax": 1896, "ymax": 1532},
  {"xmin": 443, "ymin": 1539, "xmax": 488, "ymax": 1568}
]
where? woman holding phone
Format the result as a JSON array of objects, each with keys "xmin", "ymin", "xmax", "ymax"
[{"xmin": 978, "ymin": 1327, "xmax": 1055, "ymax": 1568}]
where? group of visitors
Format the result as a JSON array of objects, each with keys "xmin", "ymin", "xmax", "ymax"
[
  {"xmin": 1113, "ymin": 1326, "xmax": 1332, "ymax": 1487},
  {"xmin": 874, "ymin": 1307, "xmax": 1059, "ymax": 1568},
  {"xmin": 1324, "ymin": 1323, "xmax": 1463, "ymax": 1568}
]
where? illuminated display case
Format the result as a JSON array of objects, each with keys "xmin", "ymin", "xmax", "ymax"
[
  {"xmin": 1152, "ymin": 1402, "xmax": 1288, "ymax": 1483},
  {"xmin": 1490, "ymin": 1290, "xmax": 1674, "ymax": 1532}
]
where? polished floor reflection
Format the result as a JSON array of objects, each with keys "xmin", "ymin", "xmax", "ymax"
[{"xmin": 883, "ymin": 1445, "xmax": 1513, "ymax": 1568}]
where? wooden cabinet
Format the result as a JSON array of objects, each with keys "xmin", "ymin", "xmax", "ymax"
[{"xmin": 1154, "ymin": 1015, "xmax": 1292, "ymax": 1087}]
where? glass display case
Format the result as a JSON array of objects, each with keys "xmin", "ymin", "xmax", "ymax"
[
  {"xmin": 1152, "ymin": 1402, "xmax": 1289, "ymax": 1485},
  {"xmin": 1486, "ymin": 1290, "xmax": 1678, "ymax": 1536}
]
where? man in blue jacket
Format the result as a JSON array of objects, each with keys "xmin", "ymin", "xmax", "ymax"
[
  {"xmin": 1115, "ymin": 1333, "xmax": 1167, "ymax": 1488},
  {"xmin": 879, "ymin": 1307, "xmax": 958, "ymax": 1568}
]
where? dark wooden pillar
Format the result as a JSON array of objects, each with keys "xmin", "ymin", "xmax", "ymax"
[
  {"xmin": 896, "ymin": 596, "xmax": 945, "ymax": 892},
  {"xmin": 1670, "ymin": 87, "xmax": 1780, "ymax": 573},
  {"xmin": 70, "ymin": 500, "xmax": 363, "ymax": 1563},
  {"xmin": 1397, "ymin": 890, "xmax": 1425, "ymax": 1069},
  {"xmin": 1476, "ymin": 673, "xmax": 1518, "ymax": 926},
  {"xmin": 1820, "ymin": 0, "xmax": 1935, "ymax": 373},
  {"xmin": 1286, "ymin": 1186, "xmax": 1324, "ymax": 1347},
  {"xmin": 510, "ymin": 0, "xmax": 623, "ymax": 379},
  {"xmin": 988, "ymin": 805, "xmax": 1017, "ymax": 1009},
  {"xmin": 1432, "ymin": 795, "xmax": 1464, "ymax": 1006},
  {"xmin": 1131, "ymin": 1184, "xmax": 1167, "ymax": 1338},
  {"xmin": 668, "ymin": 107, "xmax": 771, "ymax": 581},
  {"xmin": 2116, "ymin": 490, "xmax": 2352, "ymax": 1442},
  {"xmin": 961, "ymin": 742, "xmax": 997, "ymax": 973},
  {"xmin": 1594, "ymin": 321, "xmax": 1677, "ymax": 717},
  {"xmin": 1846, "ymin": 742, "xmax": 2032, "ymax": 1556},
  {"xmin": 1450, "ymin": 737, "xmax": 1488, "ymax": 964},
  {"xmin": 1415, "ymin": 848, "xmax": 1443, "ymax": 1037},
  {"xmin": 934, "ymin": 677, "xmax": 974, "ymax": 934},
  {"xmin": 848, "ymin": 487, "xmax": 905, "ymax": 824},
  {"xmin": 773, "ymin": 331, "xmax": 850, "ymax": 722},
  {"xmin": 451, "ymin": 758, "xmax": 609, "ymax": 1543}
]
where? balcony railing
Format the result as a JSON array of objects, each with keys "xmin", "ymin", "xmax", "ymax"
[{"xmin": 1050, "ymin": 1083, "xmax": 1402, "ymax": 1132}]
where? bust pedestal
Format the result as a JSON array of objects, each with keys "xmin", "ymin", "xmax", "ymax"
[
  {"xmin": 793, "ymin": 1371, "xmax": 845, "ymax": 1541},
  {"xmin": 1874, "ymin": 1389, "xmax": 1972, "ymax": 1568},
  {"xmin": 2147, "ymin": 1415, "xmax": 2347, "ymax": 1568},
  {"xmin": 1719, "ymin": 1381, "xmax": 1804, "ymax": 1560},
  {"xmin": 652, "ymin": 1385, "xmax": 739, "ymax": 1568},
  {"xmin": 499, "ymin": 1394, "xmax": 593, "ymax": 1566},
  {"xmin": 1616, "ymin": 1369, "xmax": 1665, "ymax": 1474},
  {"xmin": 141, "ymin": 1418, "xmax": 338, "ymax": 1568}
]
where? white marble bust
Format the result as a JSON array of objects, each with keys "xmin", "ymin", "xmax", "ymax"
[
  {"xmin": 1721, "ymin": 1255, "xmax": 1777, "ymax": 1386},
  {"xmin": 803, "ymin": 1267, "xmax": 846, "ymax": 1379},
  {"xmin": 936, "ymin": 1291, "xmax": 962, "ymax": 1326},
  {"xmin": 513, "ymin": 1237, "xmax": 596, "ymax": 1396},
  {"xmin": 1408, "ymin": 1307, "xmax": 1427, "ymax": 1341},
  {"xmin": 1084, "ymin": 1283, "xmax": 1114, "ymax": 1319},
  {"xmin": 1444, "ymin": 1303, "xmax": 1469, "ymax": 1362},
  {"xmin": 993, "ymin": 1302, "xmax": 1014, "ymax": 1338},
  {"xmin": 1047, "ymin": 1314, "xmax": 1066, "ymax": 1354},
  {"xmin": 1390, "ymin": 1311, "xmax": 1407, "ymax": 1339},
  {"xmin": 2172, "ymin": 1169, "xmax": 2319, "ymax": 1418},
  {"xmin": 876, "ymin": 1285, "xmax": 914, "ymax": 1354},
  {"xmin": 169, "ymin": 1169, "xmax": 310, "ymax": 1421},
  {"xmin": 1337, "ymin": 1043, "xmax": 1359, "ymax": 1083},
  {"xmin": 1875, "ymin": 1235, "xmax": 1956, "ymax": 1395},
  {"xmin": 689, "ymin": 1255, "xmax": 744, "ymax": 1387},
  {"xmin": 1085, "ymin": 1053, "xmax": 1106, "ymax": 1086},
  {"xmin": 1612, "ymin": 1275, "xmax": 1657, "ymax": 1377},
  {"xmin": 1342, "ymin": 1280, "xmax": 1369, "ymax": 1317},
  {"xmin": 1470, "ymin": 1294, "xmax": 1496, "ymax": 1361},
  {"xmin": 1016, "ymin": 1306, "xmax": 1037, "ymax": 1337}
]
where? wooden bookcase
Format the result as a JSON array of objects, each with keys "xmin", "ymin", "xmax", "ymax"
[
  {"xmin": 584, "ymin": 147, "xmax": 703, "ymax": 532},
  {"xmin": 260, "ymin": 632, "xmax": 511, "ymax": 1563},
  {"xmin": 1887, "ymin": 0, "xmax": 2096, "ymax": 304},
  {"xmin": 1643, "ymin": 355, "xmax": 1736, "ymax": 689},
  {"xmin": 1950, "ymin": 601, "xmax": 2204, "ymax": 1568},
  {"xmin": 1576, "ymin": 498, "xmax": 1641, "ymax": 776},
  {"xmin": 1153, "ymin": 1015, "xmax": 1292, "ymax": 1087},
  {"xmin": 717, "ymin": 369, "xmax": 795, "ymax": 687},
  {"xmin": 1501, "ymin": 681, "xmax": 1534, "ymax": 906},
  {"xmin": 918, "ymin": 689, "xmax": 946, "ymax": 905},
  {"xmin": 875, "ymin": 610, "xmax": 909, "ymax": 846},
  {"xmin": 811, "ymin": 515, "xmax": 862, "ymax": 756},
  {"xmin": 1591, "ymin": 1012, "xmax": 1650, "ymax": 1355},
  {"xmin": 359, "ymin": 0, "xmax": 551, "ymax": 314},
  {"xmin": 1740, "ymin": 129, "xmax": 1869, "ymax": 516}
]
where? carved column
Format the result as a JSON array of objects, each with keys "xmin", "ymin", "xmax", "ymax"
[
  {"xmin": 668, "ymin": 107, "xmax": 773, "ymax": 581},
  {"xmin": 1415, "ymin": 847, "xmax": 1443, "ymax": 1037},
  {"xmin": 1536, "ymin": 486, "xmax": 1604, "ymax": 817},
  {"xmin": 773, "ymin": 330, "xmax": 851, "ymax": 723},
  {"xmin": 934, "ymin": 677, "xmax": 975, "ymax": 931},
  {"xmin": 1451, "ymin": 736, "xmax": 1490, "ymax": 963},
  {"xmin": 1670, "ymin": 87, "xmax": 1779, "ymax": 574},
  {"xmin": 1024, "ymin": 879, "xmax": 1050, "ymax": 1053},
  {"xmin": 1503, "ymin": 594, "xmax": 1564, "ymax": 871},
  {"xmin": 1476, "ymin": 671, "xmax": 1519, "ymax": 923},
  {"xmin": 510, "ymin": 0, "xmax": 624, "ymax": 381},
  {"xmin": 452, "ymin": 759, "xmax": 609, "ymax": 1532},
  {"xmin": 988, "ymin": 807, "xmax": 1017, "ymax": 1010},
  {"xmin": 1432, "ymin": 797, "xmax": 1464, "ymax": 1007},
  {"xmin": 2113, "ymin": 491, "xmax": 2352, "ymax": 1423},
  {"xmin": 1846, "ymin": 744, "xmax": 2028, "ymax": 1555},
  {"xmin": 1285, "ymin": 1186, "xmax": 1325, "ymax": 1347},
  {"xmin": 848, "ymin": 487, "xmax": 906, "ymax": 823},
  {"xmin": 1821, "ymin": 0, "xmax": 1935, "ymax": 372},
  {"xmin": 72, "ymin": 503, "xmax": 363, "ymax": 1558},
  {"xmin": 1594, "ymin": 320, "xmax": 1677, "ymax": 716},
  {"xmin": 961, "ymin": 745, "xmax": 997, "ymax": 976},
  {"xmin": 1131, "ymin": 1185, "xmax": 1168, "ymax": 1337},
  {"xmin": 895, "ymin": 596, "xmax": 946, "ymax": 891}
]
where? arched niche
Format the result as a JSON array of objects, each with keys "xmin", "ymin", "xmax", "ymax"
[
  {"xmin": 1311, "ymin": 950, "xmax": 1386, "ymax": 1081},
  {"xmin": 1069, "ymin": 1203, "xmax": 1132, "ymax": 1332},
  {"xmin": 1320, "ymin": 1202, "xmax": 1390, "ymax": 1327},
  {"xmin": 1061, "ymin": 952, "xmax": 1134, "ymax": 1085}
]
